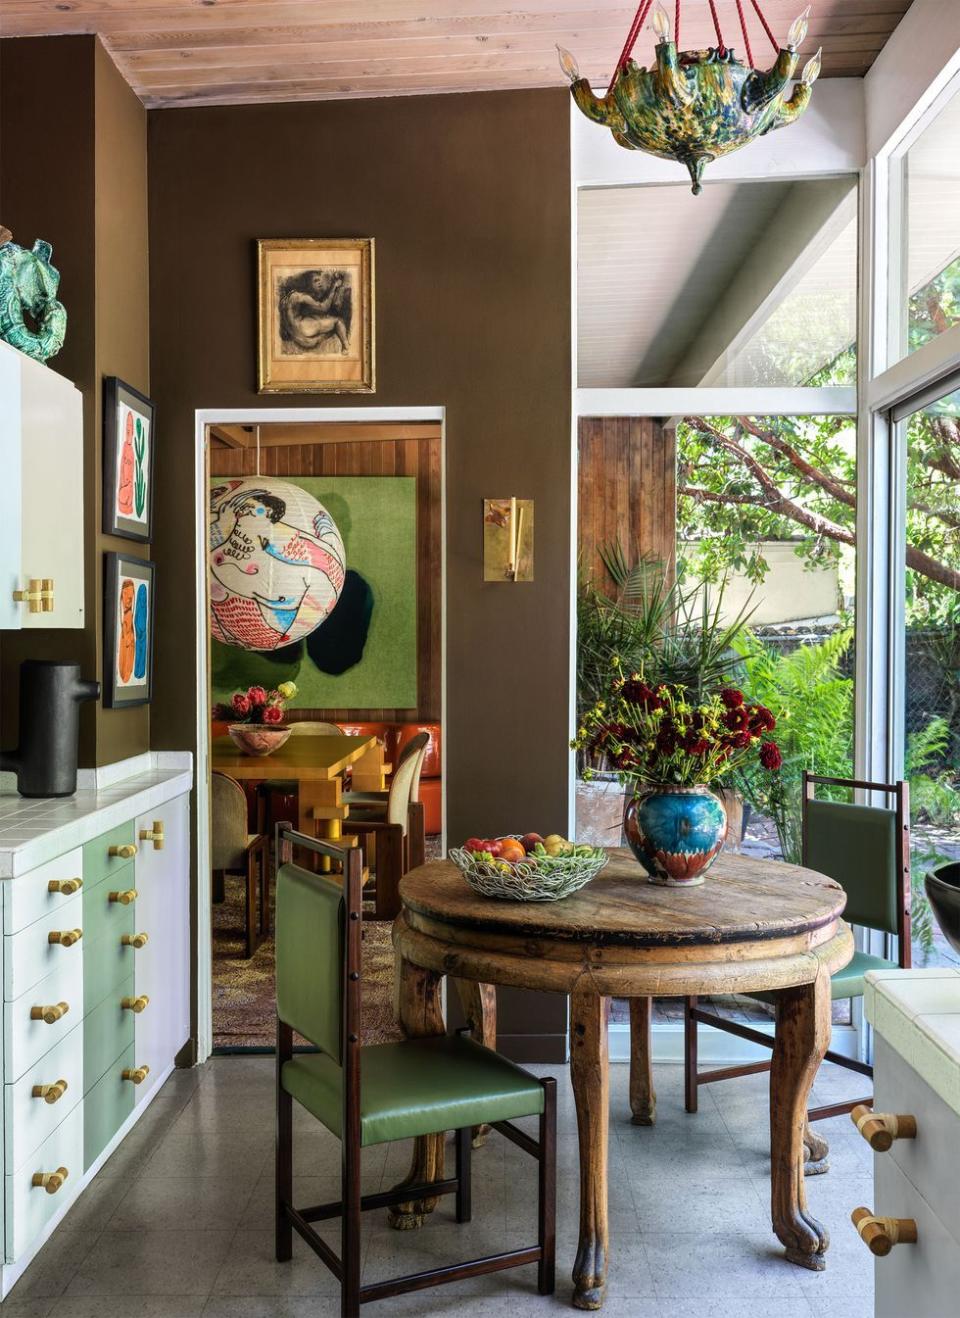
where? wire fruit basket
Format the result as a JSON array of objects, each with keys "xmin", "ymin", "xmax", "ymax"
[{"xmin": 448, "ymin": 838, "xmax": 608, "ymax": 902}]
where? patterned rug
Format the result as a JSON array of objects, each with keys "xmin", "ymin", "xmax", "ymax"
[{"xmin": 212, "ymin": 872, "xmax": 405, "ymax": 1051}]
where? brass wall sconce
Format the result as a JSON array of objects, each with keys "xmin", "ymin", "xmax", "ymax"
[{"xmin": 483, "ymin": 497, "xmax": 534, "ymax": 582}]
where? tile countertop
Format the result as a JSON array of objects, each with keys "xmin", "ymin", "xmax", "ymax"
[
  {"xmin": 0, "ymin": 751, "xmax": 193, "ymax": 878},
  {"xmin": 864, "ymin": 968, "xmax": 960, "ymax": 1117}
]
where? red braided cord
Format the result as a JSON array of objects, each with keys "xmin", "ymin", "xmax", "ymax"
[
  {"xmin": 735, "ymin": 0, "xmax": 755, "ymax": 66},
  {"xmin": 707, "ymin": 0, "xmax": 726, "ymax": 53},
  {"xmin": 675, "ymin": 0, "xmax": 681, "ymax": 48},
  {"xmin": 607, "ymin": 0, "xmax": 655, "ymax": 94},
  {"xmin": 750, "ymin": 0, "xmax": 781, "ymax": 53}
]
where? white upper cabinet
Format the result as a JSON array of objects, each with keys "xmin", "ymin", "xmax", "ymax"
[{"xmin": 0, "ymin": 340, "xmax": 84, "ymax": 630}]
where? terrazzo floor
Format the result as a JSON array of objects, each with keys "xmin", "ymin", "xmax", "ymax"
[{"xmin": 3, "ymin": 1056, "xmax": 877, "ymax": 1318}]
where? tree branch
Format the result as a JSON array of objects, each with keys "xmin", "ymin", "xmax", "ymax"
[{"xmin": 735, "ymin": 415, "xmax": 856, "ymax": 509}]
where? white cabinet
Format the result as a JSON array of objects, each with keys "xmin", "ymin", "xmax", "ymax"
[
  {"xmin": 133, "ymin": 794, "xmax": 191, "ymax": 1101},
  {"xmin": 0, "ymin": 339, "xmax": 84, "ymax": 630}
]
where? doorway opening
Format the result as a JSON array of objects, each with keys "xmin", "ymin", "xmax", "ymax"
[{"xmin": 196, "ymin": 409, "xmax": 445, "ymax": 1058}]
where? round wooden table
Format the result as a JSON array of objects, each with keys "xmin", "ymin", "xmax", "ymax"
[{"xmin": 391, "ymin": 847, "xmax": 854, "ymax": 1310}]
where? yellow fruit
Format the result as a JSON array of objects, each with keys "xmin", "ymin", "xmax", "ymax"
[{"xmin": 543, "ymin": 833, "xmax": 565, "ymax": 846}]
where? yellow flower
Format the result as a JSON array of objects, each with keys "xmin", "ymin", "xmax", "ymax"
[{"xmin": 277, "ymin": 681, "xmax": 297, "ymax": 700}]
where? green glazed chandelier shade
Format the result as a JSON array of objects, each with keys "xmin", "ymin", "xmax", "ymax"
[{"xmin": 562, "ymin": 2, "xmax": 821, "ymax": 194}]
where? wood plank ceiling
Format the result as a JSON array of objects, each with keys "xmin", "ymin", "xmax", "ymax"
[{"xmin": 0, "ymin": 0, "xmax": 914, "ymax": 109}]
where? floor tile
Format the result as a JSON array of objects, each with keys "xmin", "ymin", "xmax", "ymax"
[
  {"xmin": 64, "ymin": 1230, "xmax": 234, "ymax": 1297},
  {"xmin": 49, "ymin": 1301, "xmax": 207, "ymax": 1317},
  {"xmin": 208, "ymin": 1229, "xmax": 340, "ymax": 1298},
  {"xmin": 644, "ymin": 1230, "xmax": 806, "ymax": 1299},
  {"xmin": 105, "ymin": 1174, "xmax": 257, "ymax": 1232}
]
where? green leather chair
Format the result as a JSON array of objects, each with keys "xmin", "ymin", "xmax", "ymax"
[
  {"xmin": 683, "ymin": 772, "xmax": 911, "ymax": 1124},
  {"xmin": 274, "ymin": 828, "xmax": 556, "ymax": 1318}
]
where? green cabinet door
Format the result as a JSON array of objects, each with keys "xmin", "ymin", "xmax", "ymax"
[
  {"xmin": 83, "ymin": 974, "xmax": 135, "ymax": 1091},
  {"xmin": 82, "ymin": 865, "xmax": 136, "ymax": 950},
  {"xmin": 82, "ymin": 822, "xmax": 137, "ymax": 888},
  {"xmin": 83, "ymin": 1043, "xmax": 136, "ymax": 1172}
]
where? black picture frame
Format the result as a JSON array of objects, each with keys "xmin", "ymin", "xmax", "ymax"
[
  {"xmin": 103, "ymin": 552, "xmax": 155, "ymax": 709},
  {"xmin": 102, "ymin": 376, "xmax": 156, "ymax": 542}
]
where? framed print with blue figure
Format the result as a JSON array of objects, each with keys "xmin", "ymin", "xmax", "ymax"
[{"xmin": 104, "ymin": 552, "xmax": 155, "ymax": 708}]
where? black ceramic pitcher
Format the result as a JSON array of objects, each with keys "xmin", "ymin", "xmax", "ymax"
[{"xmin": 0, "ymin": 660, "xmax": 100, "ymax": 797}]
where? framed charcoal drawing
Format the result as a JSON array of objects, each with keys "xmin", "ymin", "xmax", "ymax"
[
  {"xmin": 257, "ymin": 238, "xmax": 375, "ymax": 394},
  {"xmin": 104, "ymin": 552, "xmax": 155, "ymax": 708},
  {"xmin": 103, "ymin": 376, "xmax": 155, "ymax": 541}
]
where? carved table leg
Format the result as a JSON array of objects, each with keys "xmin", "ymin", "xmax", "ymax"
[
  {"xmin": 628, "ymin": 996, "xmax": 656, "ymax": 1126},
  {"xmin": 453, "ymin": 978, "xmax": 497, "ymax": 1146},
  {"xmin": 770, "ymin": 965, "xmax": 831, "ymax": 1270},
  {"xmin": 570, "ymin": 989, "xmax": 610, "ymax": 1310},
  {"xmin": 803, "ymin": 1120, "xmax": 830, "ymax": 1176},
  {"xmin": 388, "ymin": 956, "xmax": 446, "ymax": 1230}
]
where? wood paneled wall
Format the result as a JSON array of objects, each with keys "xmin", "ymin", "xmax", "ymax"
[
  {"xmin": 577, "ymin": 416, "xmax": 676, "ymax": 595},
  {"xmin": 209, "ymin": 432, "xmax": 441, "ymax": 723}
]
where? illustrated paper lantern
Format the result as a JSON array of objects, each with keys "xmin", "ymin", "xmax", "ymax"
[{"xmin": 209, "ymin": 477, "xmax": 346, "ymax": 651}]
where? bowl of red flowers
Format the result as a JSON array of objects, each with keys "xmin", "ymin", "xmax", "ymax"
[
  {"xmin": 214, "ymin": 681, "xmax": 297, "ymax": 757},
  {"xmin": 575, "ymin": 667, "xmax": 782, "ymax": 886}
]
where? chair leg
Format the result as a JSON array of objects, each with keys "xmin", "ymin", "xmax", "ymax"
[
  {"xmin": 684, "ymin": 996, "xmax": 699, "ymax": 1113},
  {"xmin": 374, "ymin": 825, "xmax": 404, "ymax": 920},
  {"xmin": 259, "ymin": 845, "xmax": 270, "ymax": 936},
  {"xmin": 455, "ymin": 1126, "xmax": 472, "ymax": 1224},
  {"xmin": 212, "ymin": 869, "xmax": 225, "ymax": 904},
  {"xmin": 276, "ymin": 1020, "xmax": 293, "ymax": 1263},
  {"xmin": 341, "ymin": 1141, "xmax": 361, "ymax": 1318},
  {"xmin": 245, "ymin": 858, "xmax": 258, "ymax": 958},
  {"xmin": 407, "ymin": 801, "xmax": 426, "ymax": 871},
  {"xmin": 538, "ymin": 1076, "xmax": 557, "ymax": 1296}
]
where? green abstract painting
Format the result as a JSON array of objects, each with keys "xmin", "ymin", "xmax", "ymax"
[{"xmin": 210, "ymin": 475, "xmax": 417, "ymax": 710}]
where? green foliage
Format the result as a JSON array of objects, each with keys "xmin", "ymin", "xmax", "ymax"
[{"xmin": 732, "ymin": 629, "xmax": 854, "ymax": 863}]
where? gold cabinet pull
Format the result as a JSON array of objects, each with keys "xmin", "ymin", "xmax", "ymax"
[
  {"xmin": 48, "ymin": 877, "xmax": 82, "ymax": 895},
  {"xmin": 108, "ymin": 888, "xmax": 138, "ymax": 905},
  {"xmin": 48, "ymin": 928, "xmax": 82, "ymax": 947},
  {"xmin": 32, "ymin": 1165, "xmax": 68, "ymax": 1195},
  {"xmin": 14, "ymin": 578, "xmax": 54, "ymax": 614},
  {"xmin": 852, "ymin": 1207, "xmax": 918, "ymax": 1255},
  {"xmin": 121, "ymin": 932, "xmax": 149, "ymax": 949},
  {"xmin": 122, "ymin": 1064, "xmax": 150, "ymax": 1085},
  {"xmin": 30, "ymin": 1001, "xmax": 69, "ymax": 1024},
  {"xmin": 139, "ymin": 820, "xmax": 165, "ymax": 851},
  {"xmin": 851, "ymin": 1104, "xmax": 918, "ymax": 1152},
  {"xmin": 32, "ymin": 1079, "xmax": 68, "ymax": 1105},
  {"xmin": 108, "ymin": 843, "xmax": 137, "ymax": 860},
  {"xmin": 121, "ymin": 995, "xmax": 149, "ymax": 1014}
]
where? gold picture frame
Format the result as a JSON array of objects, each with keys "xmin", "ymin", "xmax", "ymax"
[{"xmin": 257, "ymin": 238, "xmax": 375, "ymax": 394}]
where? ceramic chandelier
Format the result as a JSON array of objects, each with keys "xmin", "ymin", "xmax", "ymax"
[{"xmin": 559, "ymin": 1, "xmax": 822, "ymax": 194}]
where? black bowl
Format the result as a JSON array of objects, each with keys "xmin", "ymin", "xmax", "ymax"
[{"xmin": 925, "ymin": 862, "xmax": 960, "ymax": 958}]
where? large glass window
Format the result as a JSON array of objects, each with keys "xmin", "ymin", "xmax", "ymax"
[
  {"xmin": 896, "ymin": 88, "xmax": 960, "ymax": 363},
  {"xmin": 901, "ymin": 385, "xmax": 960, "ymax": 967}
]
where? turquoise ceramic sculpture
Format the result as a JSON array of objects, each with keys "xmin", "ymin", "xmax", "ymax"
[{"xmin": 0, "ymin": 234, "xmax": 67, "ymax": 362}]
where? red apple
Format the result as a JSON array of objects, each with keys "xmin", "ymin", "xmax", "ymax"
[
  {"xmin": 521, "ymin": 832, "xmax": 544, "ymax": 853},
  {"xmin": 482, "ymin": 838, "xmax": 503, "ymax": 857},
  {"xmin": 464, "ymin": 837, "xmax": 486, "ymax": 853}
]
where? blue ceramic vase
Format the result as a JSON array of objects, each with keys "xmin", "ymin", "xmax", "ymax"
[{"xmin": 624, "ymin": 784, "xmax": 728, "ymax": 886}]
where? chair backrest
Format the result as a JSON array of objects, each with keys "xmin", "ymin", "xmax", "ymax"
[
  {"xmin": 288, "ymin": 720, "xmax": 343, "ymax": 736},
  {"xmin": 387, "ymin": 731, "xmax": 429, "ymax": 830},
  {"xmin": 211, "ymin": 771, "xmax": 250, "ymax": 871},
  {"xmin": 801, "ymin": 772, "xmax": 910, "ymax": 962}
]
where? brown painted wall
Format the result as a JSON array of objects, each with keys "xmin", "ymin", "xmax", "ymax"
[
  {"xmin": 0, "ymin": 36, "xmax": 150, "ymax": 765},
  {"xmin": 148, "ymin": 89, "xmax": 572, "ymax": 1057}
]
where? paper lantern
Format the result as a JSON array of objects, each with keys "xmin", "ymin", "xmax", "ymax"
[{"xmin": 209, "ymin": 477, "xmax": 346, "ymax": 651}]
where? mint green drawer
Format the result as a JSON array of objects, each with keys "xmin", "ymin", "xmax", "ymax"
[
  {"xmin": 84, "ymin": 1043, "xmax": 135, "ymax": 1172},
  {"xmin": 82, "ymin": 866, "xmax": 136, "ymax": 948},
  {"xmin": 83, "ymin": 974, "xmax": 134, "ymax": 1090},
  {"xmin": 84, "ymin": 919, "xmax": 135, "ymax": 1014},
  {"xmin": 82, "ymin": 823, "xmax": 137, "ymax": 887}
]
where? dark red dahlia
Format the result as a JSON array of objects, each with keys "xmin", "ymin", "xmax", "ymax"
[
  {"xmin": 750, "ymin": 706, "xmax": 777, "ymax": 733},
  {"xmin": 721, "ymin": 688, "xmax": 744, "ymax": 709},
  {"xmin": 759, "ymin": 741, "xmax": 783, "ymax": 771}
]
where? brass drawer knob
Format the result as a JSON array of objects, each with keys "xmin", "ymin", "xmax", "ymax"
[
  {"xmin": 32, "ymin": 1079, "xmax": 68, "ymax": 1105},
  {"xmin": 14, "ymin": 578, "xmax": 54, "ymax": 614},
  {"xmin": 108, "ymin": 843, "xmax": 137, "ymax": 860},
  {"xmin": 122, "ymin": 1065, "xmax": 150, "ymax": 1085},
  {"xmin": 31, "ymin": 1001, "xmax": 69, "ymax": 1024},
  {"xmin": 48, "ymin": 877, "xmax": 82, "ymax": 895},
  {"xmin": 121, "ymin": 932, "xmax": 149, "ymax": 949},
  {"xmin": 108, "ymin": 888, "xmax": 138, "ymax": 905},
  {"xmin": 851, "ymin": 1104, "xmax": 918, "ymax": 1151},
  {"xmin": 852, "ymin": 1207, "xmax": 918, "ymax": 1255},
  {"xmin": 32, "ymin": 1165, "xmax": 68, "ymax": 1195},
  {"xmin": 48, "ymin": 928, "xmax": 82, "ymax": 947},
  {"xmin": 139, "ymin": 821, "xmax": 165, "ymax": 851},
  {"xmin": 121, "ymin": 995, "xmax": 149, "ymax": 1013}
]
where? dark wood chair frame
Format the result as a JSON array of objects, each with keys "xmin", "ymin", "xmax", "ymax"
[
  {"xmin": 212, "ymin": 831, "xmax": 270, "ymax": 959},
  {"xmin": 274, "ymin": 827, "xmax": 557, "ymax": 1318},
  {"xmin": 683, "ymin": 772, "xmax": 911, "ymax": 1123}
]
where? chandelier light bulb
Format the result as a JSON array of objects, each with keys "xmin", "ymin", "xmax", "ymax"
[
  {"xmin": 651, "ymin": 3, "xmax": 672, "ymax": 43},
  {"xmin": 556, "ymin": 45, "xmax": 580, "ymax": 82},
  {"xmin": 801, "ymin": 47, "xmax": 822, "ymax": 85},
  {"xmin": 787, "ymin": 5, "xmax": 811, "ymax": 51}
]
